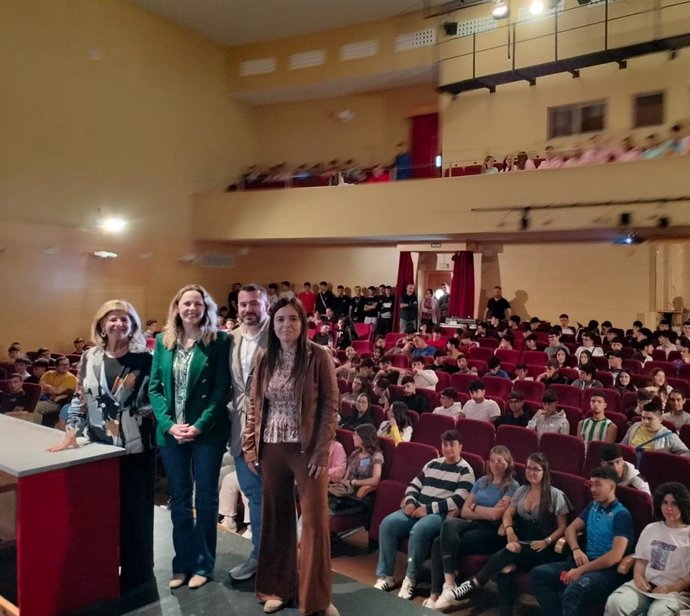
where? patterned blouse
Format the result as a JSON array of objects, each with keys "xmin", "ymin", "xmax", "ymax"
[
  {"xmin": 173, "ymin": 345, "xmax": 194, "ymax": 424},
  {"xmin": 263, "ymin": 349, "xmax": 301, "ymax": 443}
]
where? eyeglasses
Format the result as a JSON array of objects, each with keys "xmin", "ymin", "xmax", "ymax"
[{"xmin": 525, "ymin": 466, "xmax": 544, "ymax": 473}]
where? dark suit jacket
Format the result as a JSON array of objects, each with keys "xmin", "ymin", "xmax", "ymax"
[{"xmin": 149, "ymin": 331, "xmax": 230, "ymax": 447}]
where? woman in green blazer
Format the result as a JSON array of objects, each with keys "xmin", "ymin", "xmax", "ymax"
[{"xmin": 149, "ymin": 284, "xmax": 230, "ymax": 590}]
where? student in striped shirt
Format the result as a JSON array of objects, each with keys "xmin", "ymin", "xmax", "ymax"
[
  {"xmin": 373, "ymin": 429, "xmax": 475, "ymax": 600},
  {"xmin": 578, "ymin": 392, "xmax": 617, "ymax": 450}
]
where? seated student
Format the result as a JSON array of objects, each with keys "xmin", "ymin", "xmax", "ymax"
[
  {"xmin": 648, "ymin": 368, "xmax": 673, "ymax": 406},
  {"xmin": 312, "ymin": 323, "xmax": 333, "ymax": 347},
  {"xmin": 13, "ymin": 356, "xmax": 32, "ymax": 381},
  {"xmin": 558, "ymin": 313, "xmax": 576, "ymax": 336},
  {"xmin": 486, "ymin": 356, "xmax": 510, "ymax": 379},
  {"xmin": 495, "ymin": 390, "xmax": 531, "ymax": 428},
  {"xmin": 530, "ymin": 466, "xmax": 634, "ymax": 616},
  {"xmin": 656, "ymin": 330, "xmax": 678, "ymax": 359},
  {"xmin": 537, "ymin": 359, "xmax": 571, "ymax": 386},
  {"xmin": 411, "ymin": 335, "xmax": 436, "ymax": 359},
  {"xmin": 335, "ymin": 316, "xmax": 358, "ymax": 350},
  {"xmin": 34, "ymin": 356, "xmax": 77, "ymax": 424},
  {"xmin": 621, "ymin": 398, "xmax": 690, "ymax": 456},
  {"xmin": 633, "ymin": 338, "xmax": 656, "ymax": 366},
  {"xmin": 433, "ymin": 350, "xmax": 457, "ymax": 374},
  {"xmin": 35, "ymin": 347, "xmax": 55, "ymax": 366},
  {"xmin": 373, "ymin": 357, "xmax": 400, "ymax": 385},
  {"xmin": 373, "ymin": 430, "xmax": 475, "ymax": 600},
  {"xmin": 25, "ymin": 357, "xmax": 49, "ymax": 385},
  {"xmin": 426, "ymin": 446, "xmax": 519, "ymax": 609},
  {"xmin": 599, "ymin": 443, "xmax": 651, "ymax": 495},
  {"xmin": 0, "ymin": 373, "xmax": 31, "ymax": 414},
  {"xmin": 433, "ymin": 387, "xmax": 464, "ymax": 419},
  {"xmin": 4, "ymin": 344, "xmax": 21, "ymax": 363},
  {"xmin": 454, "ymin": 354, "xmax": 472, "ymax": 375},
  {"xmin": 512, "ymin": 363, "xmax": 533, "ymax": 383},
  {"xmin": 625, "ymin": 388, "xmax": 653, "ymax": 420},
  {"xmin": 339, "ymin": 374, "xmax": 371, "ymax": 411},
  {"xmin": 528, "ymin": 389, "xmax": 570, "ymax": 437},
  {"xmin": 372, "ymin": 377, "xmax": 392, "ymax": 410},
  {"xmin": 399, "ymin": 375, "xmax": 428, "ymax": 413},
  {"xmin": 377, "ymin": 402, "xmax": 413, "ymax": 444},
  {"xmin": 571, "ymin": 363, "xmax": 604, "ymax": 390},
  {"xmin": 410, "ymin": 358, "xmax": 439, "ymax": 391},
  {"xmin": 463, "ymin": 380, "xmax": 501, "ymax": 423},
  {"xmin": 545, "ymin": 329, "xmax": 570, "ymax": 359},
  {"xmin": 607, "ymin": 352, "xmax": 624, "ymax": 385},
  {"xmin": 428, "ymin": 327, "xmax": 447, "ymax": 350},
  {"xmin": 340, "ymin": 394, "xmax": 376, "ymax": 431},
  {"xmin": 605, "ymin": 482, "xmax": 690, "ymax": 616},
  {"xmin": 335, "ymin": 353, "xmax": 361, "ymax": 381},
  {"xmin": 446, "ymin": 338, "xmax": 463, "ymax": 361},
  {"xmin": 437, "ymin": 452, "xmax": 571, "ymax": 612},
  {"xmin": 662, "ymin": 389, "xmax": 690, "ymax": 430},
  {"xmin": 359, "ymin": 357, "xmax": 377, "ymax": 382},
  {"xmin": 615, "ymin": 369, "xmax": 636, "ymax": 396},
  {"xmin": 524, "ymin": 334, "xmax": 539, "ymax": 351},
  {"xmin": 336, "ymin": 423, "xmax": 383, "ymax": 493},
  {"xmin": 578, "ymin": 392, "xmax": 617, "ymax": 449},
  {"xmin": 575, "ymin": 332, "xmax": 605, "ymax": 358}
]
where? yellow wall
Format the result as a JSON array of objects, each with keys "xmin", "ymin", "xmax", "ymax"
[
  {"xmin": 441, "ymin": 50, "xmax": 690, "ymax": 165},
  {"xmin": 253, "ymin": 84, "xmax": 437, "ymax": 166},
  {"xmin": 0, "ymin": 0, "xmax": 257, "ymax": 235}
]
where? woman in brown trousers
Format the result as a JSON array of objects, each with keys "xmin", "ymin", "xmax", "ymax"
[{"xmin": 243, "ymin": 297, "xmax": 339, "ymax": 616}]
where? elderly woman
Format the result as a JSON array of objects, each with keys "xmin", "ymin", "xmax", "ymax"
[
  {"xmin": 48, "ymin": 299, "xmax": 155, "ymax": 593},
  {"xmin": 149, "ymin": 284, "xmax": 230, "ymax": 590},
  {"xmin": 243, "ymin": 298, "xmax": 339, "ymax": 616}
]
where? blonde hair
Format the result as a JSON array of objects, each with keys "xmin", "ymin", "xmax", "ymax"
[
  {"xmin": 483, "ymin": 445, "xmax": 516, "ymax": 493},
  {"xmin": 162, "ymin": 284, "xmax": 219, "ymax": 350},
  {"xmin": 90, "ymin": 300, "xmax": 147, "ymax": 348}
]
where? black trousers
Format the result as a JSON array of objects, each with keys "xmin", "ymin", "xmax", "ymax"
[{"xmin": 119, "ymin": 450, "xmax": 156, "ymax": 592}]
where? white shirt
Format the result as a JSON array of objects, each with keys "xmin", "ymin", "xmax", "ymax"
[
  {"xmin": 413, "ymin": 369, "xmax": 439, "ymax": 391},
  {"xmin": 634, "ymin": 521, "xmax": 690, "ymax": 586},
  {"xmin": 462, "ymin": 399, "xmax": 500, "ymax": 422},
  {"xmin": 433, "ymin": 403, "xmax": 463, "ymax": 419}
]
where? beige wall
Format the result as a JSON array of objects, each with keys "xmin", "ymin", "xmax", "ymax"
[
  {"xmin": 441, "ymin": 50, "xmax": 690, "ymax": 164},
  {"xmin": 0, "ymin": 0, "xmax": 257, "ymax": 235},
  {"xmin": 254, "ymin": 84, "xmax": 437, "ymax": 166}
]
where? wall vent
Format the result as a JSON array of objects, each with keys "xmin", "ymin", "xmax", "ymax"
[
  {"xmin": 456, "ymin": 17, "xmax": 496, "ymax": 37},
  {"xmin": 239, "ymin": 58, "xmax": 276, "ymax": 76},
  {"xmin": 395, "ymin": 28, "xmax": 436, "ymax": 52},
  {"xmin": 288, "ymin": 49, "xmax": 326, "ymax": 70},
  {"xmin": 339, "ymin": 40, "xmax": 379, "ymax": 61},
  {"xmin": 200, "ymin": 253, "xmax": 236, "ymax": 269}
]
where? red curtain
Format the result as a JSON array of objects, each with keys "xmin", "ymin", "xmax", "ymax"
[
  {"xmin": 411, "ymin": 113, "xmax": 439, "ymax": 179},
  {"xmin": 449, "ymin": 251, "xmax": 475, "ymax": 319},
  {"xmin": 392, "ymin": 251, "xmax": 414, "ymax": 331}
]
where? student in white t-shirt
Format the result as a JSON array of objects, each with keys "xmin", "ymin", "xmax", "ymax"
[
  {"xmin": 605, "ymin": 482, "xmax": 690, "ymax": 615},
  {"xmin": 462, "ymin": 380, "xmax": 500, "ymax": 423},
  {"xmin": 433, "ymin": 387, "xmax": 464, "ymax": 419}
]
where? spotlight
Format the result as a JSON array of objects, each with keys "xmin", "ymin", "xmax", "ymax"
[
  {"xmin": 492, "ymin": 0, "xmax": 509, "ymax": 18},
  {"xmin": 613, "ymin": 232, "xmax": 644, "ymax": 245},
  {"xmin": 529, "ymin": 0, "xmax": 544, "ymax": 15},
  {"xmin": 100, "ymin": 216, "xmax": 127, "ymax": 233}
]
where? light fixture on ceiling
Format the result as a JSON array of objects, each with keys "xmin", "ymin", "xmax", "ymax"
[
  {"xmin": 92, "ymin": 250, "xmax": 118, "ymax": 259},
  {"xmin": 492, "ymin": 0, "xmax": 510, "ymax": 19},
  {"xmin": 529, "ymin": 0, "xmax": 544, "ymax": 14},
  {"xmin": 100, "ymin": 216, "xmax": 127, "ymax": 233}
]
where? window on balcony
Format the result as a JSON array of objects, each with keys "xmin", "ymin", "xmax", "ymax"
[
  {"xmin": 633, "ymin": 91, "xmax": 664, "ymax": 128},
  {"xmin": 547, "ymin": 100, "xmax": 606, "ymax": 139}
]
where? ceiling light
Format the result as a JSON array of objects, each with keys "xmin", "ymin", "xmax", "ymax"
[
  {"xmin": 529, "ymin": 0, "xmax": 544, "ymax": 14},
  {"xmin": 100, "ymin": 216, "xmax": 127, "ymax": 233},
  {"xmin": 92, "ymin": 250, "xmax": 118, "ymax": 259},
  {"xmin": 492, "ymin": 1, "xmax": 510, "ymax": 18}
]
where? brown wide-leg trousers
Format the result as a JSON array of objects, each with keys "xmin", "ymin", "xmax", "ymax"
[{"xmin": 257, "ymin": 442, "xmax": 332, "ymax": 614}]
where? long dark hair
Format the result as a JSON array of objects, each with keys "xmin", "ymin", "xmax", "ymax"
[
  {"xmin": 526, "ymin": 452, "xmax": 555, "ymax": 524},
  {"xmin": 390, "ymin": 401, "xmax": 411, "ymax": 430},
  {"xmin": 264, "ymin": 297, "xmax": 309, "ymax": 381},
  {"xmin": 653, "ymin": 482, "xmax": 690, "ymax": 524},
  {"xmin": 354, "ymin": 423, "xmax": 381, "ymax": 455}
]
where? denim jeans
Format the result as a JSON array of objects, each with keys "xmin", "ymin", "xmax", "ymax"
[
  {"xmin": 159, "ymin": 441, "xmax": 225, "ymax": 577},
  {"xmin": 376, "ymin": 509, "xmax": 444, "ymax": 580},
  {"xmin": 530, "ymin": 560, "xmax": 627, "ymax": 616},
  {"xmin": 234, "ymin": 453, "xmax": 262, "ymax": 560}
]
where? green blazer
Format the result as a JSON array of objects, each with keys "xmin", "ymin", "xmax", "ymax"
[{"xmin": 149, "ymin": 331, "xmax": 230, "ymax": 447}]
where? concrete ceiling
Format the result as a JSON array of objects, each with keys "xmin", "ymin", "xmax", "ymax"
[{"xmin": 133, "ymin": 0, "xmax": 426, "ymax": 47}]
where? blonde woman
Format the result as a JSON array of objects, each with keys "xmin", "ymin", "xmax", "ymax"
[
  {"xmin": 426, "ymin": 446, "xmax": 519, "ymax": 608},
  {"xmin": 48, "ymin": 299, "xmax": 155, "ymax": 593},
  {"xmin": 149, "ymin": 284, "xmax": 230, "ymax": 590}
]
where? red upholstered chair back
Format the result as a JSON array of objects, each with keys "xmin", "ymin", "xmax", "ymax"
[
  {"xmin": 495, "ymin": 425, "xmax": 539, "ymax": 464},
  {"xmin": 550, "ymin": 384, "xmax": 583, "ymax": 408},
  {"xmin": 582, "ymin": 440, "xmax": 636, "ymax": 476},
  {"xmin": 434, "ymin": 370, "xmax": 451, "ymax": 392},
  {"xmin": 523, "ymin": 351, "xmax": 548, "ymax": 366},
  {"xmin": 512, "ymin": 379, "xmax": 545, "ymax": 403},
  {"xmin": 455, "ymin": 418, "xmax": 496, "ymax": 458},
  {"xmin": 468, "ymin": 347, "xmax": 493, "ymax": 362},
  {"xmin": 616, "ymin": 484, "xmax": 653, "ymax": 541},
  {"xmin": 639, "ymin": 450, "xmax": 690, "ymax": 492},
  {"xmin": 416, "ymin": 388, "xmax": 440, "ymax": 411},
  {"xmin": 495, "ymin": 349, "xmax": 521, "ymax": 364},
  {"xmin": 387, "ymin": 441, "xmax": 439, "ymax": 484},
  {"xmin": 378, "ymin": 436, "xmax": 396, "ymax": 480},
  {"xmin": 538, "ymin": 432, "xmax": 585, "ymax": 475},
  {"xmin": 680, "ymin": 424, "xmax": 690, "ymax": 449},
  {"xmin": 461, "ymin": 451, "xmax": 486, "ymax": 480},
  {"xmin": 413, "ymin": 413, "xmax": 456, "ymax": 449},
  {"xmin": 336, "ymin": 428, "xmax": 355, "ymax": 457},
  {"xmin": 450, "ymin": 373, "xmax": 475, "ymax": 393},
  {"xmin": 482, "ymin": 376, "xmax": 512, "ymax": 400},
  {"xmin": 550, "ymin": 470, "xmax": 591, "ymax": 521}
]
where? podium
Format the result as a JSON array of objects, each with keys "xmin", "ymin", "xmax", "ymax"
[{"xmin": 0, "ymin": 415, "xmax": 124, "ymax": 616}]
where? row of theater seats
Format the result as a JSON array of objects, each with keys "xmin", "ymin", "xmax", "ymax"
[{"xmin": 332, "ymin": 428, "xmax": 658, "ymax": 614}]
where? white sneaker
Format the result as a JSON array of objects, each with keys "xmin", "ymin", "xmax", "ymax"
[
  {"xmin": 397, "ymin": 576, "xmax": 416, "ymax": 600},
  {"xmin": 220, "ymin": 516, "xmax": 237, "ymax": 532},
  {"xmin": 435, "ymin": 580, "xmax": 474, "ymax": 611},
  {"xmin": 421, "ymin": 597, "xmax": 437, "ymax": 609},
  {"xmin": 242, "ymin": 525, "xmax": 252, "ymax": 540},
  {"xmin": 373, "ymin": 576, "xmax": 395, "ymax": 591}
]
